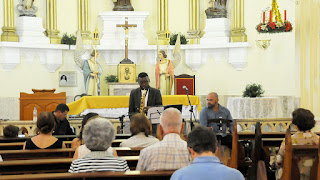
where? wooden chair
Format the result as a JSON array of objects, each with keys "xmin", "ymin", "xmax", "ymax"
[
  {"xmin": 247, "ymin": 121, "xmax": 268, "ymax": 180},
  {"xmin": 280, "ymin": 129, "xmax": 320, "ymax": 180},
  {"xmin": 0, "ymin": 170, "xmax": 174, "ymax": 180},
  {"xmin": 174, "ymin": 74, "xmax": 195, "ymax": 95}
]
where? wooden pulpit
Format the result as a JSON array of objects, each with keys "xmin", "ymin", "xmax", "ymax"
[{"xmin": 20, "ymin": 89, "xmax": 66, "ymax": 120}]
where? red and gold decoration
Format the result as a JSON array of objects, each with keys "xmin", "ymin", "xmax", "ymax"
[{"xmin": 256, "ymin": 0, "xmax": 293, "ymax": 33}]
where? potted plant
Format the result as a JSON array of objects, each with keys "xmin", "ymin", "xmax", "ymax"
[
  {"xmin": 61, "ymin": 33, "xmax": 77, "ymax": 48},
  {"xmin": 242, "ymin": 83, "xmax": 265, "ymax": 98},
  {"xmin": 170, "ymin": 33, "xmax": 188, "ymax": 45},
  {"xmin": 104, "ymin": 75, "xmax": 119, "ymax": 83}
]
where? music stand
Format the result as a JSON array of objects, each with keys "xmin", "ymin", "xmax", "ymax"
[
  {"xmin": 164, "ymin": 104, "xmax": 183, "ymax": 112},
  {"xmin": 147, "ymin": 106, "xmax": 164, "ymax": 124},
  {"xmin": 207, "ymin": 119, "xmax": 233, "ymax": 134}
]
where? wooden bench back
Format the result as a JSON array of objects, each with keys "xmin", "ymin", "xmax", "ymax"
[
  {"xmin": 1, "ymin": 170, "xmax": 174, "ymax": 180},
  {"xmin": 280, "ymin": 129, "xmax": 320, "ymax": 180}
]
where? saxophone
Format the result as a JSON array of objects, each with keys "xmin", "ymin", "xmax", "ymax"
[{"xmin": 140, "ymin": 89, "xmax": 146, "ymax": 114}]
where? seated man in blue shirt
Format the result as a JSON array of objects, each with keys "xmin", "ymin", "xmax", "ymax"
[
  {"xmin": 171, "ymin": 126, "xmax": 244, "ymax": 180},
  {"xmin": 199, "ymin": 92, "xmax": 233, "ymax": 149}
]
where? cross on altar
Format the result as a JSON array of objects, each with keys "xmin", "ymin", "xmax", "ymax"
[{"xmin": 116, "ymin": 17, "xmax": 137, "ymax": 63}]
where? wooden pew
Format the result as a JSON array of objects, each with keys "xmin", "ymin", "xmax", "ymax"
[
  {"xmin": 0, "ymin": 156, "xmax": 139, "ymax": 175},
  {"xmin": 0, "ymin": 147, "xmax": 142, "ymax": 160},
  {"xmin": 0, "ymin": 139, "xmax": 126, "ymax": 150},
  {"xmin": 0, "ymin": 170, "xmax": 174, "ymax": 180},
  {"xmin": 280, "ymin": 129, "xmax": 320, "ymax": 180},
  {"xmin": 247, "ymin": 122, "xmax": 268, "ymax": 180}
]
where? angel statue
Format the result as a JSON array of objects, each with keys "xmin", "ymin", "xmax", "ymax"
[
  {"xmin": 74, "ymin": 31, "xmax": 102, "ymax": 96},
  {"xmin": 16, "ymin": 0, "xmax": 38, "ymax": 17},
  {"xmin": 155, "ymin": 34, "xmax": 181, "ymax": 95}
]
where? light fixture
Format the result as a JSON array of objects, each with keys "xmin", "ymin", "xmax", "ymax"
[{"xmin": 256, "ymin": 39, "xmax": 271, "ymax": 50}]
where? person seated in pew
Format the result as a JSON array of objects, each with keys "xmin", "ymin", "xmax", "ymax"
[
  {"xmin": 3, "ymin": 125, "xmax": 19, "ymax": 137},
  {"xmin": 120, "ymin": 114, "xmax": 159, "ymax": 148},
  {"xmin": 69, "ymin": 117, "xmax": 129, "ymax": 173},
  {"xmin": 71, "ymin": 113, "xmax": 98, "ymax": 149},
  {"xmin": 136, "ymin": 108, "xmax": 191, "ymax": 171},
  {"xmin": 52, "ymin": 103, "xmax": 75, "ymax": 135},
  {"xmin": 23, "ymin": 112, "xmax": 66, "ymax": 149},
  {"xmin": 171, "ymin": 126, "xmax": 244, "ymax": 180},
  {"xmin": 276, "ymin": 108, "xmax": 319, "ymax": 180},
  {"xmin": 72, "ymin": 114, "xmax": 117, "ymax": 159}
]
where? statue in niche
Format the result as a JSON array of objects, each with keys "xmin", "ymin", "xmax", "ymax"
[
  {"xmin": 205, "ymin": 0, "xmax": 227, "ymax": 19},
  {"xmin": 17, "ymin": 0, "xmax": 38, "ymax": 17},
  {"xmin": 112, "ymin": 0, "xmax": 134, "ymax": 11}
]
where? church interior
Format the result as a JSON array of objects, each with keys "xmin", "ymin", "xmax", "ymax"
[{"xmin": 0, "ymin": 0, "xmax": 320, "ymax": 179}]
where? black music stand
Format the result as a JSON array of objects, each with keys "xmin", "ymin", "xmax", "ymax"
[{"xmin": 208, "ymin": 119, "xmax": 233, "ymax": 148}]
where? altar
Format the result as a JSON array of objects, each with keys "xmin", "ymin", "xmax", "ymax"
[{"xmin": 67, "ymin": 95, "xmax": 201, "ymax": 120}]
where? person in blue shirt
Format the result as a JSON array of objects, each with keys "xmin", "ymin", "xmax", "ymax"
[
  {"xmin": 171, "ymin": 126, "xmax": 244, "ymax": 180},
  {"xmin": 200, "ymin": 92, "xmax": 233, "ymax": 149}
]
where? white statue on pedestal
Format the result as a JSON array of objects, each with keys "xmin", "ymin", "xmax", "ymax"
[{"xmin": 17, "ymin": 0, "xmax": 38, "ymax": 17}]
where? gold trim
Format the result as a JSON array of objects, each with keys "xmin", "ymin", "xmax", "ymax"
[
  {"xmin": 45, "ymin": 0, "xmax": 61, "ymax": 44},
  {"xmin": 230, "ymin": 0, "xmax": 247, "ymax": 42},
  {"xmin": 78, "ymin": 0, "xmax": 91, "ymax": 44},
  {"xmin": 187, "ymin": 0, "xmax": 200, "ymax": 44},
  {"xmin": 1, "ymin": 0, "xmax": 19, "ymax": 42},
  {"xmin": 157, "ymin": 0, "xmax": 169, "ymax": 40}
]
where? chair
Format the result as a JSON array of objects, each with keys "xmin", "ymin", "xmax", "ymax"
[
  {"xmin": 280, "ymin": 129, "xmax": 320, "ymax": 180},
  {"xmin": 174, "ymin": 74, "xmax": 195, "ymax": 95}
]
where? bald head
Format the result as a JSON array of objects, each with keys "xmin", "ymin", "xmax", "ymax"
[
  {"xmin": 207, "ymin": 92, "xmax": 219, "ymax": 109},
  {"xmin": 160, "ymin": 108, "xmax": 182, "ymax": 133}
]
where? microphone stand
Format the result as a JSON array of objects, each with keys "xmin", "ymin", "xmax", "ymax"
[
  {"xmin": 185, "ymin": 88, "xmax": 196, "ymax": 130},
  {"xmin": 118, "ymin": 113, "xmax": 128, "ymax": 134}
]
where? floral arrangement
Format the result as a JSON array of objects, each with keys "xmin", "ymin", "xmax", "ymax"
[
  {"xmin": 256, "ymin": 21, "xmax": 293, "ymax": 33},
  {"xmin": 104, "ymin": 75, "xmax": 118, "ymax": 83},
  {"xmin": 170, "ymin": 34, "xmax": 188, "ymax": 45}
]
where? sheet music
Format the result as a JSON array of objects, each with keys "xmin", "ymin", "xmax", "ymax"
[{"xmin": 147, "ymin": 106, "xmax": 164, "ymax": 124}]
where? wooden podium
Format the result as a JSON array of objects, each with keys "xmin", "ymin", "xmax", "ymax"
[{"xmin": 20, "ymin": 89, "xmax": 66, "ymax": 121}]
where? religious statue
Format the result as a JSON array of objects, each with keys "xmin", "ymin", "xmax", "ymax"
[
  {"xmin": 74, "ymin": 31, "xmax": 103, "ymax": 96},
  {"xmin": 112, "ymin": 0, "xmax": 134, "ymax": 11},
  {"xmin": 16, "ymin": 0, "xmax": 38, "ymax": 17},
  {"xmin": 82, "ymin": 51, "xmax": 103, "ymax": 96},
  {"xmin": 205, "ymin": 0, "xmax": 227, "ymax": 18},
  {"xmin": 155, "ymin": 50, "xmax": 174, "ymax": 95}
]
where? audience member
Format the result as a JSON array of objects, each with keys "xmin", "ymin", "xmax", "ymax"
[
  {"xmin": 52, "ymin": 103, "xmax": 74, "ymax": 135},
  {"xmin": 71, "ymin": 113, "xmax": 99, "ymax": 149},
  {"xmin": 171, "ymin": 126, "xmax": 244, "ymax": 180},
  {"xmin": 276, "ymin": 108, "xmax": 319, "ymax": 180},
  {"xmin": 136, "ymin": 108, "xmax": 190, "ymax": 171},
  {"xmin": 3, "ymin": 125, "xmax": 19, "ymax": 138},
  {"xmin": 69, "ymin": 117, "xmax": 129, "ymax": 173},
  {"xmin": 200, "ymin": 92, "xmax": 233, "ymax": 149},
  {"xmin": 24, "ymin": 112, "xmax": 66, "ymax": 149},
  {"xmin": 120, "ymin": 114, "xmax": 159, "ymax": 147},
  {"xmin": 72, "ymin": 114, "xmax": 117, "ymax": 159}
]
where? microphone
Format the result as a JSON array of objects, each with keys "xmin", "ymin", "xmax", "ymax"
[{"xmin": 182, "ymin": 86, "xmax": 188, "ymax": 91}]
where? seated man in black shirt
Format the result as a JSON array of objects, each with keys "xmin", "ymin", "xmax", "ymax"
[{"xmin": 52, "ymin": 104, "xmax": 74, "ymax": 135}]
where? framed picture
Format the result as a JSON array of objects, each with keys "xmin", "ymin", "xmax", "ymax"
[{"xmin": 59, "ymin": 71, "xmax": 77, "ymax": 87}]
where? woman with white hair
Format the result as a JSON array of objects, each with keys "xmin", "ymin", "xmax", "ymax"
[{"xmin": 69, "ymin": 117, "xmax": 129, "ymax": 173}]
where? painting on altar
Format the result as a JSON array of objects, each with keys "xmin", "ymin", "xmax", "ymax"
[{"xmin": 59, "ymin": 71, "xmax": 77, "ymax": 87}]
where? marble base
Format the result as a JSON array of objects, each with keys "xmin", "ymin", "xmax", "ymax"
[
  {"xmin": 16, "ymin": 17, "xmax": 49, "ymax": 44},
  {"xmin": 201, "ymin": 18, "xmax": 230, "ymax": 45},
  {"xmin": 108, "ymin": 83, "xmax": 139, "ymax": 96}
]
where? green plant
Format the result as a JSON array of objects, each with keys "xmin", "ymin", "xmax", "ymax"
[
  {"xmin": 242, "ymin": 83, "xmax": 265, "ymax": 97},
  {"xmin": 104, "ymin": 75, "xmax": 118, "ymax": 83},
  {"xmin": 61, "ymin": 33, "xmax": 76, "ymax": 45},
  {"xmin": 170, "ymin": 33, "xmax": 188, "ymax": 45}
]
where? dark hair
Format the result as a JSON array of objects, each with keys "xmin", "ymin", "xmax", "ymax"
[
  {"xmin": 130, "ymin": 114, "xmax": 152, "ymax": 137},
  {"xmin": 292, "ymin": 108, "xmax": 315, "ymax": 131},
  {"xmin": 138, "ymin": 72, "xmax": 148, "ymax": 79},
  {"xmin": 55, "ymin": 103, "xmax": 69, "ymax": 113},
  {"xmin": 79, "ymin": 113, "xmax": 99, "ymax": 141},
  {"xmin": 37, "ymin": 112, "xmax": 55, "ymax": 134},
  {"xmin": 3, "ymin": 125, "xmax": 19, "ymax": 138},
  {"xmin": 187, "ymin": 126, "xmax": 217, "ymax": 154},
  {"xmin": 159, "ymin": 50, "xmax": 167, "ymax": 58}
]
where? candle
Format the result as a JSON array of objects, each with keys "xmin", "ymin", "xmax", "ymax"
[
  {"xmin": 270, "ymin": 10, "xmax": 272, "ymax": 23},
  {"xmin": 284, "ymin": 10, "xmax": 287, "ymax": 21},
  {"xmin": 263, "ymin": 12, "xmax": 265, "ymax": 23}
]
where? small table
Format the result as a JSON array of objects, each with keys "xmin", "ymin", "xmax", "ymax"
[{"xmin": 227, "ymin": 97, "xmax": 283, "ymax": 119}]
